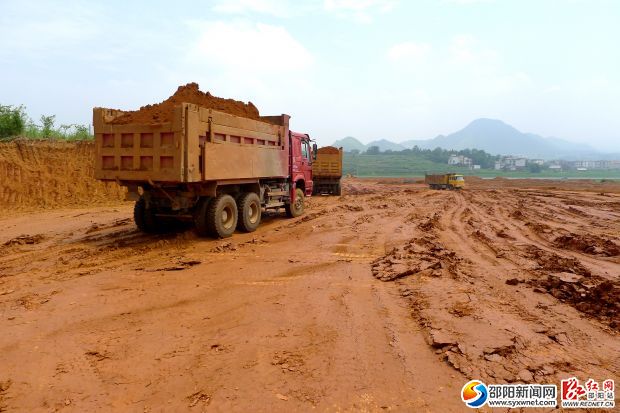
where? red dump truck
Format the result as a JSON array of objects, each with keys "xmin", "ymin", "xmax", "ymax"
[{"xmin": 94, "ymin": 104, "xmax": 316, "ymax": 238}]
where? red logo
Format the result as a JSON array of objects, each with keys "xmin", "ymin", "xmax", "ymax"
[{"xmin": 562, "ymin": 377, "xmax": 586, "ymax": 401}]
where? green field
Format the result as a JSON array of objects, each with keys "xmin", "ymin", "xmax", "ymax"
[{"xmin": 343, "ymin": 153, "xmax": 620, "ymax": 179}]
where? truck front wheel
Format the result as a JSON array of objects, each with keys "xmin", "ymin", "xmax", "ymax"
[
  {"xmin": 237, "ymin": 192, "xmax": 261, "ymax": 232},
  {"xmin": 285, "ymin": 188, "xmax": 305, "ymax": 218}
]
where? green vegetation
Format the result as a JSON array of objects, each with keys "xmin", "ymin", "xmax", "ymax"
[
  {"xmin": 0, "ymin": 104, "xmax": 92, "ymax": 141},
  {"xmin": 0, "ymin": 105, "xmax": 27, "ymax": 138},
  {"xmin": 343, "ymin": 152, "xmax": 620, "ymax": 179}
]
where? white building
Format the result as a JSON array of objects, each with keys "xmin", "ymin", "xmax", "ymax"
[
  {"xmin": 495, "ymin": 156, "xmax": 528, "ymax": 171},
  {"xmin": 448, "ymin": 155, "xmax": 472, "ymax": 167}
]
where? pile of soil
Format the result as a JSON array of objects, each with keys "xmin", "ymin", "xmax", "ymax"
[
  {"xmin": 371, "ymin": 236, "xmax": 461, "ymax": 281},
  {"xmin": 533, "ymin": 276, "xmax": 619, "ymax": 329},
  {"xmin": 317, "ymin": 146, "xmax": 340, "ymax": 154},
  {"xmin": 553, "ymin": 233, "xmax": 620, "ymax": 257},
  {"xmin": 0, "ymin": 140, "xmax": 125, "ymax": 212},
  {"xmin": 522, "ymin": 245, "xmax": 591, "ymax": 276},
  {"xmin": 109, "ymin": 83, "xmax": 265, "ymax": 125}
]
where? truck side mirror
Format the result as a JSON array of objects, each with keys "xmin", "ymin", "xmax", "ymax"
[{"xmin": 312, "ymin": 143, "xmax": 317, "ymax": 160}]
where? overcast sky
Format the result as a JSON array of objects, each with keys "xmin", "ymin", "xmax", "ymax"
[{"xmin": 1, "ymin": 0, "xmax": 619, "ymax": 150}]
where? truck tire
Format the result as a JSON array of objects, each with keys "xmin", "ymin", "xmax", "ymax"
[
  {"xmin": 237, "ymin": 192, "xmax": 261, "ymax": 232},
  {"xmin": 205, "ymin": 194, "xmax": 238, "ymax": 238},
  {"xmin": 334, "ymin": 182, "xmax": 342, "ymax": 196},
  {"xmin": 194, "ymin": 197, "xmax": 211, "ymax": 237},
  {"xmin": 134, "ymin": 197, "xmax": 157, "ymax": 233},
  {"xmin": 285, "ymin": 188, "xmax": 305, "ymax": 218}
]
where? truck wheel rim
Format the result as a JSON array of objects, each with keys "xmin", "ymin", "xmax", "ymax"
[
  {"xmin": 222, "ymin": 206, "xmax": 234, "ymax": 229},
  {"xmin": 249, "ymin": 202, "xmax": 259, "ymax": 224}
]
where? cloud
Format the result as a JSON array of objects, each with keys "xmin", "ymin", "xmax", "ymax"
[
  {"xmin": 442, "ymin": 0, "xmax": 493, "ymax": 4},
  {"xmin": 186, "ymin": 20, "xmax": 314, "ymax": 72},
  {"xmin": 324, "ymin": 0, "xmax": 398, "ymax": 23},
  {"xmin": 387, "ymin": 41, "xmax": 431, "ymax": 62},
  {"xmin": 211, "ymin": 0, "xmax": 295, "ymax": 17},
  {"xmin": 0, "ymin": 1, "xmax": 99, "ymax": 58}
]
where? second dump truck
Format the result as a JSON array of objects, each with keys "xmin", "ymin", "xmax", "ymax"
[
  {"xmin": 425, "ymin": 173, "xmax": 465, "ymax": 190},
  {"xmin": 312, "ymin": 146, "xmax": 343, "ymax": 195},
  {"xmin": 94, "ymin": 103, "xmax": 316, "ymax": 238}
]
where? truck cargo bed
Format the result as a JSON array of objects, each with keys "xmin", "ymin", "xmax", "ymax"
[{"xmin": 94, "ymin": 104, "xmax": 290, "ymax": 183}]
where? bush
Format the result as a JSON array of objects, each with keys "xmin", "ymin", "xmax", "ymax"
[
  {"xmin": 0, "ymin": 105, "xmax": 27, "ymax": 139},
  {"xmin": 528, "ymin": 163, "xmax": 542, "ymax": 173},
  {"xmin": 40, "ymin": 115, "xmax": 56, "ymax": 138}
]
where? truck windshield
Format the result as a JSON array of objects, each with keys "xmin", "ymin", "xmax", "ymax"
[
  {"xmin": 455, "ymin": 176, "xmax": 464, "ymax": 181},
  {"xmin": 301, "ymin": 141, "xmax": 308, "ymax": 159}
]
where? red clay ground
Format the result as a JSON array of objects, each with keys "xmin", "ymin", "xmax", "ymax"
[{"xmin": 0, "ymin": 178, "xmax": 619, "ymax": 412}]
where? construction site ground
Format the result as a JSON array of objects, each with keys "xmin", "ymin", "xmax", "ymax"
[{"xmin": 1, "ymin": 177, "xmax": 619, "ymax": 412}]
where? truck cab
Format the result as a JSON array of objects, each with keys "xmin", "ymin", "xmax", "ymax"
[
  {"xmin": 448, "ymin": 174, "xmax": 465, "ymax": 189},
  {"xmin": 289, "ymin": 132, "xmax": 314, "ymax": 196}
]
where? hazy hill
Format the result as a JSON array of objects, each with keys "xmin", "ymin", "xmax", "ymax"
[
  {"xmin": 332, "ymin": 136, "xmax": 366, "ymax": 152},
  {"xmin": 422, "ymin": 119, "xmax": 594, "ymax": 159},
  {"xmin": 366, "ymin": 139, "xmax": 406, "ymax": 152},
  {"xmin": 335, "ymin": 119, "xmax": 602, "ymax": 159}
]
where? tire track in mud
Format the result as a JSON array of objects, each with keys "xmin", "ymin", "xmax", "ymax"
[
  {"xmin": 463, "ymin": 190, "xmax": 620, "ymax": 279},
  {"xmin": 1, "ymin": 179, "xmax": 619, "ymax": 411},
  {"xmin": 370, "ymin": 186, "xmax": 620, "ymax": 386}
]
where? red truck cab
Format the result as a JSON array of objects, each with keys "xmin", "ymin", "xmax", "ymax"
[{"xmin": 289, "ymin": 131, "xmax": 315, "ymax": 196}]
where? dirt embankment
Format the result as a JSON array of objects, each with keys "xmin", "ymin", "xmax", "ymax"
[
  {"xmin": 0, "ymin": 140, "xmax": 125, "ymax": 213},
  {"xmin": 107, "ymin": 83, "xmax": 267, "ymax": 125}
]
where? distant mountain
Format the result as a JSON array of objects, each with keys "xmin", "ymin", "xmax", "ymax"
[
  {"xmin": 366, "ymin": 139, "xmax": 406, "ymax": 152},
  {"xmin": 335, "ymin": 119, "xmax": 604, "ymax": 160},
  {"xmin": 332, "ymin": 136, "xmax": 366, "ymax": 152},
  {"xmin": 420, "ymin": 119, "xmax": 596, "ymax": 159}
]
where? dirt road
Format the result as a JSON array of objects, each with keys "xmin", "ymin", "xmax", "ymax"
[{"xmin": 1, "ymin": 178, "xmax": 618, "ymax": 412}]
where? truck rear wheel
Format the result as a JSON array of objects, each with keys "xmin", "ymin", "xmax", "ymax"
[
  {"xmin": 204, "ymin": 194, "xmax": 238, "ymax": 238},
  {"xmin": 285, "ymin": 188, "xmax": 305, "ymax": 218},
  {"xmin": 237, "ymin": 192, "xmax": 261, "ymax": 232},
  {"xmin": 134, "ymin": 197, "xmax": 156, "ymax": 233},
  {"xmin": 334, "ymin": 182, "xmax": 342, "ymax": 196}
]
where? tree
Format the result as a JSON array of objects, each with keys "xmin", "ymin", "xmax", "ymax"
[
  {"xmin": 366, "ymin": 145, "xmax": 380, "ymax": 155},
  {"xmin": 528, "ymin": 163, "xmax": 542, "ymax": 173},
  {"xmin": 40, "ymin": 115, "xmax": 56, "ymax": 138},
  {"xmin": 0, "ymin": 105, "xmax": 27, "ymax": 139}
]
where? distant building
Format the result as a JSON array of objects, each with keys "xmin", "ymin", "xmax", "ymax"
[
  {"xmin": 548, "ymin": 164, "xmax": 562, "ymax": 171},
  {"xmin": 572, "ymin": 160, "xmax": 614, "ymax": 170},
  {"xmin": 473, "ymin": 164, "xmax": 481, "ymax": 170},
  {"xmin": 448, "ymin": 155, "xmax": 472, "ymax": 167},
  {"xmin": 495, "ymin": 156, "xmax": 528, "ymax": 171}
]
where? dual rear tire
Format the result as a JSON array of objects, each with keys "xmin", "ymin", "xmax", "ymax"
[{"xmin": 195, "ymin": 192, "xmax": 262, "ymax": 238}]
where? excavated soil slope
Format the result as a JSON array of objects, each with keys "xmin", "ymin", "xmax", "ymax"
[
  {"xmin": 0, "ymin": 140, "xmax": 125, "ymax": 213},
  {"xmin": 109, "ymin": 83, "xmax": 265, "ymax": 125}
]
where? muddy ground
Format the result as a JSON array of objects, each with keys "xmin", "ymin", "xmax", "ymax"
[{"xmin": 0, "ymin": 178, "xmax": 619, "ymax": 412}]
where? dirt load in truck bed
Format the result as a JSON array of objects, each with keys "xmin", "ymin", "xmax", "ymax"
[
  {"xmin": 316, "ymin": 146, "xmax": 340, "ymax": 154},
  {"xmin": 108, "ymin": 82, "xmax": 272, "ymax": 125}
]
